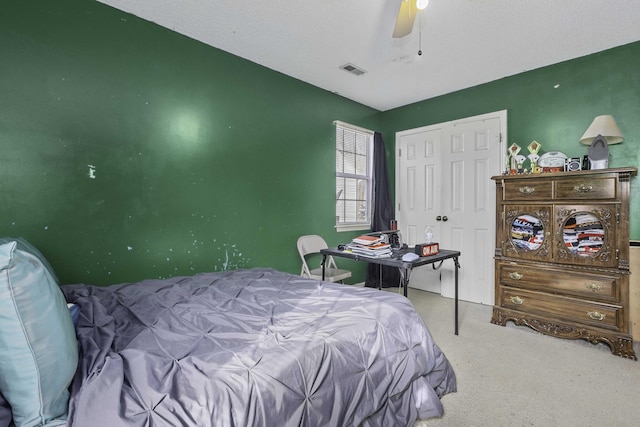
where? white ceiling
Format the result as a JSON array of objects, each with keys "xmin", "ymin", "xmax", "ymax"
[{"xmin": 97, "ymin": 0, "xmax": 640, "ymax": 112}]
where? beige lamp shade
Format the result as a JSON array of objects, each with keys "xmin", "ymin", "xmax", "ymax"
[{"xmin": 579, "ymin": 115, "xmax": 624, "ymax": 145}]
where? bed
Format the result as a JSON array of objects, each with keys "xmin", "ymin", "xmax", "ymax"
[{"xmin": 0, "ymin": 239, "xmax": 456, "ymax": 427}]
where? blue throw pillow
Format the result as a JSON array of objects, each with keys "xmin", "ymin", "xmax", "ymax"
[
  {"xmin": 67, "ymin": 304, "xmax": 81, "ymax": 328},
  {"xmin": 0, "ymin": 241, "xmax": 78, "ymax": 427}
]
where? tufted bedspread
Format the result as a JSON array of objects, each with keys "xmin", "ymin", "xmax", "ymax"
[{"xmin": 61, "ymin": 268, "xmax": 456, "ymax": 426}]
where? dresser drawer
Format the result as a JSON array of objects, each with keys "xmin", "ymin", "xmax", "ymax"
[
  {"xmin": 554, "ymin": 177, "xmax": 617, "ymax": 201},
  {"xmin": 497, "ymin": 262, "xmax": 620, "ymax": 303},
  {"xmin": 503, "ymin": 179, "xmax": 552, "ymax": 201},
  {"xmin": 500, "ymin": 287, "xmax": 623, "ymax": 331}
]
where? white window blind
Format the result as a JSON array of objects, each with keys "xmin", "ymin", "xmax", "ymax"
[{"xmin": 334, "ymin": 121, "xmax": 373, "ymax": 232}]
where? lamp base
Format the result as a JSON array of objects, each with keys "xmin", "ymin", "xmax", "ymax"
[
  {"xmin": 589, "ymin": 159, "xmax": 608, "ymax": 170},
  {"xmin": 588, "ymin": 134, "xmax": 609, "ymax": 170}
]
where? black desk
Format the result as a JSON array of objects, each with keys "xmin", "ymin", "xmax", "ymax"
[{"xmin": 321, "ymin": 248, "xmax": 461, "ymax": 335}]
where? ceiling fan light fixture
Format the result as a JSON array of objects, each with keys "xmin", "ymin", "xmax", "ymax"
[{"xmin": 393, "ymin": 0, "xmax": 426, "ymax": 38}]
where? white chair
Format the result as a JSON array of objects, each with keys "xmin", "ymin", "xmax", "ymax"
[{"xmin": 297, "ymin": 235, "xmax": 352, "ymax": 283}]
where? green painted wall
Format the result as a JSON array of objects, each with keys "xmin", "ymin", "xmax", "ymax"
[
  {"xmin": 0, "ymin": 0, "xmax": 378, "ymax": 285},
  {"xmin": 2, "ymin": 1, "xmax": 639, "ymax": 286},
  {"xmin": 380, "ymin": 42, "xmax": 640, "ymax": 239}
]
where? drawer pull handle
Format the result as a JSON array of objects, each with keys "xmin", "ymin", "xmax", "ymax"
[
  {"xmin": 573, "ymin": 184, "xmax": 593, "ymax": 193},
  {"xmin": 519, "ymin": 186, "xmax": 535, "ymax": 194},
  {"xmin": 510, "ymin": 296, "xmax": 524, "ymax": 305},
  {"xmin": 509, "ymin": 272, "xmax": 523, "ymax": 280},
  {"xmin": 585, "ymin": 283, "xmax": 603, "ymax": 293},
  {"xmin": 587, "ymin": 311, "xmax": 606, "ymax": 321}
]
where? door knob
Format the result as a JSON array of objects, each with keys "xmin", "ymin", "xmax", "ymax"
[
  {"xmin": 442, "ymin": 216, "xmax": 448, "ymax": 222},
  {"xmin": 436, "ymin": 216, "xmax": 442, "ymax": 221}
]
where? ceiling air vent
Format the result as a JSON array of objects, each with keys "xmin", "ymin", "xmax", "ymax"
[{"xmin": 340, "ymin": 63, "xmax": 366, "ymax": 76}]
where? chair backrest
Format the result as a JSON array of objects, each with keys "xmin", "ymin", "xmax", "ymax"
[
  {"xmin": 297, "ymin": 235, "xmax": 328, "ymax": 257},
  {"xmin": 297, "ymin": 235, "xmax": 335, "ymax": 278}
]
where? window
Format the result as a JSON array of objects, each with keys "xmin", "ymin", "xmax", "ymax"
[{"xmin": 334, "ymin": 121, "xmax": 374, "ymax": 232}]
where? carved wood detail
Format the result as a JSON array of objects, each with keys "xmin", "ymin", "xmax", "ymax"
[
  {"xmin": 492, "ymin": 307, "xmax": 637, "ymax": 360},
  {"xmin": 504, "ymin": 206, "xmax": 551, "ymax": 259},
  {"xmin": 555, "ymin": 206, "xmax": 613, "ymax": 264}
]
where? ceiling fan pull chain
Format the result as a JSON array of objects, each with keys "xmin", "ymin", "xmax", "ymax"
[{"xmin": 418, "ymin": 13, "xmax": 423, "ymax": 56}]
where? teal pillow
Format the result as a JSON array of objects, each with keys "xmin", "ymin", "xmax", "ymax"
[
  {"xmin": 0, "ymin": 241, "xmax": 78, "ymax": 427},
  {"xmin": 0, "ymin": 238, "xmax": 59, "ymax": 284}
]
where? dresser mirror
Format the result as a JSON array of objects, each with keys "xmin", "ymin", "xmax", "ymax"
[
  {"xmin": 510, "ymin": 214, "xmax": 544, "ymax": 251},
  {"xmin": 562, "ymin": 212, "xmax": 603, "ymax": 256}
]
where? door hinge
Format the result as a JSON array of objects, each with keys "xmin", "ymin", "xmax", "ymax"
[{"xmin": 398, "ymin": 148, "xmax": 401, "ymax": 157}]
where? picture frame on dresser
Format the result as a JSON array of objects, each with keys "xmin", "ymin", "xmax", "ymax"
[{"xmin": 490, "ymin": 167, "xmax": 637, "ymax": 360}]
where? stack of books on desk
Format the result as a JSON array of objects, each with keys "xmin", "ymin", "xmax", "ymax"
[{"xmin": 347, "ymin": 235, "xmax": 392, "ymax": 258}]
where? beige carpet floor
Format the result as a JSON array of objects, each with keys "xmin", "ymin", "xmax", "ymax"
[{"xmin": 397, "ymin": 288, "xmax": 640, "ymax": 427}]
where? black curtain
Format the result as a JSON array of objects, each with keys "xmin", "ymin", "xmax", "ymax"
[{"xmin": 365, "ymin": 132, "xmax": 401, "ymax": 288}]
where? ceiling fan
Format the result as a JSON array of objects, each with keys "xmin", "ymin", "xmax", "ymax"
[{"xmin": 392, "ymin": 0, "xmax": 429, "ymax": 38}]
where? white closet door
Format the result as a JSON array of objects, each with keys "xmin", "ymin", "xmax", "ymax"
[
  {"xmin": 396, "ymin": 127, "xmax": 443, "ymax": 293},
  {"xmin": 396, "ymin": 111, "xmax": 506, "ymax": 304}
]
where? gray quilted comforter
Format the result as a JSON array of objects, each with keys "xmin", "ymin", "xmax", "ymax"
[{"xmin": 61, "ymin": 268, "xmax": 456, "ymax": 426}]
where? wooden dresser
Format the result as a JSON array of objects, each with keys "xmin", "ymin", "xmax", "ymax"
[{"xmin": 491, "ymin": 167, "xmax": 637, "ymax": 359}]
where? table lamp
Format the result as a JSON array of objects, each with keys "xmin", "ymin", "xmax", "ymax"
[{"xmin": 579, "ymin": 115, "xmax": 624, "ymax": 169}]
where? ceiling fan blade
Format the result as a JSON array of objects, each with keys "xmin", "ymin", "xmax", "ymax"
[{"xmin": 392, "ymin": 0, "xmax": 418, "ymax": 38}]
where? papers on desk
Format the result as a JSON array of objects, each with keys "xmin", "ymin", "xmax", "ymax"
[
  {"xmin": 351, "ymin": 235, "xmax": 383, "ymax": 245},
  {"xmin": 347, "ymin": 235, "xmax": 392, "ymax": 258}
]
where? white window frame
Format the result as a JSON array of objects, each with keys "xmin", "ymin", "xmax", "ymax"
[{"xmin": 334, "ymin": 120, "xmax": 374, "ymax": 232}]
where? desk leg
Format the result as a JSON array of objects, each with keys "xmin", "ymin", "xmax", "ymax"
[
  {"xmin": 454, "ymin": 256, "xmax": 460, "ymax": 335},
  {"xmin": 321, "ymin": 254, "xmax": 327, "ymax": 281},
  {"xmin": 402, "ymin": 268, "xmax": 411, "ymax": 298}
]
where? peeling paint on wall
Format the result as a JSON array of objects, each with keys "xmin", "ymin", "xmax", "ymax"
[
  {"xmin": 222, "ymin": 250, "xmax": 229, "ymax": 270},
  {"xmin": 215, "ymin": 243, "xmax": 248, "ymax": 271}
]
